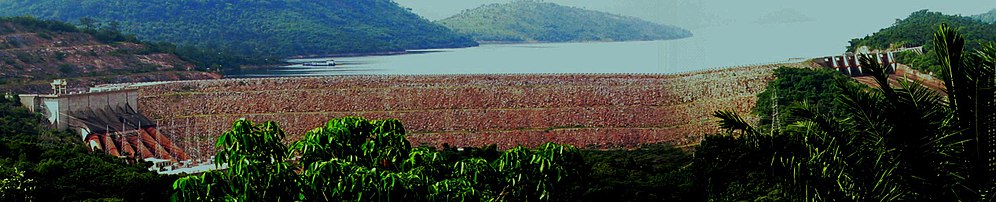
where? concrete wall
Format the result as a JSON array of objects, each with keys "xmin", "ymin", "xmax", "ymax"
[
  {"xmin": 816, "ymin": 52, "xmax": 899, "ymax": 77},
  {"xmin": 20, "ymin": 89, "xmax": 139, "ymax": 130},
  {"xmin": 62, "ymin": 89, "xmax": 138, "ymax": 114}
]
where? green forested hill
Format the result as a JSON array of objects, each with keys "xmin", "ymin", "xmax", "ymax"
[
  {"xmin": 973, "ymin": 9, "xmax": 996, "ymax": 23},
  {"xmin": 0, "ymin": 0, "xmax": 478, "ymax": 57},
  {"xmin": 847, "ymin": 10, "xmax": 996, "ymax": 75},
  {"xmin": 437, "ymin": 0, "xmax": 691, "ymax": 43},
  {"xmin": 848, "ymin": 10, "xmax": 996, "ymax": 51}
]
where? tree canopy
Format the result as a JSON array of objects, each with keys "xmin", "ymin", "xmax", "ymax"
[
  {"xmin": 0, "ymin": 96, "xmax": 174, "ymax": 202},
  {"xmin": 849, "ymin": 10, "xmax": 996, "ymax": 76},
  {"xmin": 703, "ymin": 24, "xmax": 996, "ymax": 201},
  {"xmin": 172, "ymin": 117, "xmax": 584, "ymax": 201},
  {"xmin": 848, "ymin": 9, "xmax": 996, "ymax": 51},
  {"xmin": 0, "ymin": 0, "xmax": 478, "ymax": 58}
]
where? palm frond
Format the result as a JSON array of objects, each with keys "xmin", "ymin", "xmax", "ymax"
[
  {"xmin": 714, "ymin": 110, "xmax": 759, "ymax": 136},
  {"xmin": 859, "ymin": 54, "xmax": 896, "ymax": 100},
  {"xmin": 935, "ymin": 24, "xmax": 996, "ymax": 196}
]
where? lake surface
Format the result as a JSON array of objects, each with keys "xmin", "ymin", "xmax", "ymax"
[{"xmin": 232, "ymin": 20, "xmax": 882, "ymax": 77}]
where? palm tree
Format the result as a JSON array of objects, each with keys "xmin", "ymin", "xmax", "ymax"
[
  {"xmin": 934, "ymin": 24, "xmax": 996, "ymax": 199},
  {"xmin": 706, "ymin": 24, "xmax": 996, "ymax": 201}
]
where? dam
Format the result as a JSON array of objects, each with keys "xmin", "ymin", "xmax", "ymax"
[
  {"xmin": 136, "ymin": 64, "xmax": 788, "ymax": 160},
  {"xmin": 16, "ymin": 63, "xmax": 795, "ymax": 166}
]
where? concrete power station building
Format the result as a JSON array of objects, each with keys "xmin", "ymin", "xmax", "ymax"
[{"xmin": 19, "ymin": 80, "xmax": 190, "ymax": 171}]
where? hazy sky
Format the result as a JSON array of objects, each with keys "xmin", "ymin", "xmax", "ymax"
[{"xmin": 394, "ymin": 0, "xmax": 996, "ymax": 29}]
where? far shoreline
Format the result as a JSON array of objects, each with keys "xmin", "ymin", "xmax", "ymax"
[
  {"xmin": 475, "ymin": 36, "xmax": 693, "ymax": 45},
  {"xmin": 286, "ymin": 38, "xmax": 694, "ymax": 61},
  {"xmin": 286, "ymin": 50, "xmax": 411, "ymax": 59}
]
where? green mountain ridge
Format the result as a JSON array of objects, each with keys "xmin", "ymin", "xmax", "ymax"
[
  {"xmin": 848, "ymin": 9, "xmax": 996, "ymax": 51},
  {"xmin": 973, "ymin": 9, "xmax": 996, "ymax": 23},
  {"xmin": 848, "ymin": 10, "xmax": 996, "ymax": 76},
  {"xmin": 437, "ymin": 0, "xmax": 691, "ymax": 43},
  {"xmin": 0, "ymin": 0, "xmax": 478, "ymax": 58}
]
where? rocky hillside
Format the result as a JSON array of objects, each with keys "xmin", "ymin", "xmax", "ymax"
[
  {"xmin": 437, "ymin": 0, "xmax": 691, "ymax": 43},
  {"xmin": 0, "ymin": 17, "xmax": 220, "ymax": 93}
]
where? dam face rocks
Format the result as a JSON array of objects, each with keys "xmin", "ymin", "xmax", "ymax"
[{"xmin": 138, "ymin": 67, "xmax": 776, "ymax": 160}]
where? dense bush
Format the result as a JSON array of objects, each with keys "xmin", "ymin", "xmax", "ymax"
[
  {"xmin": 753, "ymin": 67, "xmax": 847, "ymax": 129},
  {"xmin": 173, "ymin": 117, "xmax": 583, "ymax": 201},
  {"xmin": 0, "ymin": 96, "xmax": 174, "ymax": 201},
  {"xmin": 580, "ymin": 144, "xmax": 698, "ymax": 201},
  {"xmin": 704, "ymin": 25, "xmax": 996, "ymax": 201}
]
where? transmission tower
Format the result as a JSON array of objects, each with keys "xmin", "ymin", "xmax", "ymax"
[{"xmin": 770, "ymin": 88, "xmax": 779, "ymax": 136}]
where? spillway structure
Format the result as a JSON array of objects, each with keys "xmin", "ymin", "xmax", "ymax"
[{"xmin": 815, "ymin": 51, "xmax": 900, "ymax": 76}]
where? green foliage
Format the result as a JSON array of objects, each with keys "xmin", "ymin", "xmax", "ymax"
[
  {"xmin": 702, "ymin": 25, "xmax": 996, "ymax": 201},
  {"xmin": 0, "ymin": 16, "xmax": 79, "ymax": 34},
  {"xmin": 437, "ymin": 0, "xmax": 691, "ymax": 42},
  {"xmin": 894, "ymin": 50, "xmax": 944, "ymax": 75},
  {"xmin": 0, "ymin": 167, "xmax": 34, "ymax": 201},
  {"xmin": 173, "ymin": 117, "xmax": 583, "ymax": 201},
  {"xmin": 753, "ymin": 67, "xmax": 848, "ymax": 130},
  {"xmin": 848, "ymin": 9, "xmax": 996, "ymax": 76},
  {"xmin": 0, "ymin": 16, "xmax": 255, "ymax": 71},
  {"xmin": 693, "ymin": 133, "xmax": 795, "ymax": 201},
  {"xmin": 934, "ymin": 24, "xmax": 996, "ymax": 196},
  {"xmin": 0, "ymin": 0, "xmax": 478, "ymax": 58},
  {"xmin": 579, "ymin": 144, "xmax": 699, "ymax": 201},
  {"xmin": 0, "ymin": 96, "xmax": 174, "ymax": 201},
  {"xmin": 848, "ymin": 10, "xmax": 996, "ymax": 52}
]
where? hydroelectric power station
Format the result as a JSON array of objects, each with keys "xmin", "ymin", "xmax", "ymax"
[{"xmin": 18, "ymin": 79, "xmax": 196, "ymax": 173}]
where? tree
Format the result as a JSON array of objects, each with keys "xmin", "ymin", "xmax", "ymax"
[
  {"xmin": 703, "ymin": 24, "xmax": 996, "ymax": 201},
  {"xmin": 933, "ymin": 23, "xmax": 996, "ymax": 199},
  {"xmin": 173, "ymin": 116, "xmax": 583, "ymax": 201},
  {"xmin": 77, "ymin": 17, "xmax": 97, "ymax": 30},
  {"xmin": 0, "ymin": 167, "xmax": 35, "ymax": 202}
]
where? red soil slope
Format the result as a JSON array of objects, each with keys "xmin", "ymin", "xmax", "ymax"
[{"xmin": 0, "ymin": 21, "xmax": 221, "ymax": 93}]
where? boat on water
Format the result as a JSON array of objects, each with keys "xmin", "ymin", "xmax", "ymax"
[{"xmin": 302, "ymin": 59, "xmax": 336, "ymax": 66}]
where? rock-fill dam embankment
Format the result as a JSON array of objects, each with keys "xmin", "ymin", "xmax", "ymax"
[{"xmin": 138, "ymin": 65, "xmax": 785, "ymax": 160}]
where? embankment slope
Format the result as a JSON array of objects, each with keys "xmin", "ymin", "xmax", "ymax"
[{"xmin": 138, "ymin": 64, "xmax": 794, "ymax": 159}]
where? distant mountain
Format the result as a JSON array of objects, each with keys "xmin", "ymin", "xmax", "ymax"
[
  {"xmin": 436, "ymin": 0, "xmax": 691, "ymax": 43},
  {"xmin": 0, "ymin": 16, "xmax": 220, "ymax": 93},
  {"xmin": 0, "ymin": 0, "xmax": 478, "ymax": 58},
  {"xmin": 973, "ymin": 9, "xmax": 996, "ymax": 23},
  {"xmin": 755, "ymin": 8, "xmax": 814, "ymax": 24},
  {"xmin": 848, "ymin": 10, "xmax": 996, "ymax": 51}
]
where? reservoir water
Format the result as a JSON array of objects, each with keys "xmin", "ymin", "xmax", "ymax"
[{"xmin": 232, "ymin": 20, "xmax": 887, "ymax": 77}]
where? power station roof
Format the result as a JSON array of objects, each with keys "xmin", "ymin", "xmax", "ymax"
[{"xmin": 64, "ymin": 103, "xmax": 156, "ymax": 134}]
